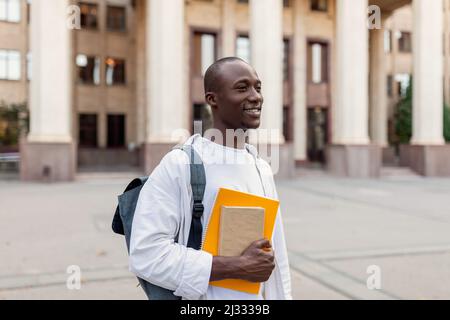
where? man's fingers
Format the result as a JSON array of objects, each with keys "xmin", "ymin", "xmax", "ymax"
[{"xmin": 254, "ymin": 238, "xmax": 272, "ymax": 249}]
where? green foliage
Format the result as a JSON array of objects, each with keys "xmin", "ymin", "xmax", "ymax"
[
  {"xmin": 0, "ymin": 101, "xmax": 29, "ymax": 148},
  {"xmin": 445, "ymin": 104, "xmax": 450, "ymax": 142},
  {"xmin": 394, "ymin": 84, "xmax": 450, "ymax": 144},
  {"xmin": 394, "ymin": 83, "xmax": 413, "ymax": 144}
]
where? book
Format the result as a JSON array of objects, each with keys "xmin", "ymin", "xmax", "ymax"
[
  {"xmin": 218, "ymin": 206, "xmax": 265, "ymax": 257},
  {"xmin": 202, "ymin": 188, "xmax": 280, "ymax": 295}
]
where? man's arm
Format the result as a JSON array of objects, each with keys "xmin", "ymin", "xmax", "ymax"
[{"xmin": 210, "ymin": 239, "xmax": 276, "ymax": 283}]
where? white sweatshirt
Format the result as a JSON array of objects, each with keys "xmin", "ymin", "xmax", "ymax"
[{"xmin": 129, "ymin": 134, "xmax": 292, "ymax": 300}]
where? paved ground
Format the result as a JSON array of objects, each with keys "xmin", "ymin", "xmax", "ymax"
[{"xmin": 0, "ymin": 168, "xmax": 449, "ymax": 300}]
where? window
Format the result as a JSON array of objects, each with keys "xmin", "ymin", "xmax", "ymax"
[
  {"xmin": 107, "ymin": 6, "xmax": 126, "ymax": 32},
  {"xmin": 283, "ymin": 39, "xmax": 290, "ymax": 81},
  {"xmin": 193, "ymin": 104, "xmax": 213, "ymax": 134},
  {"xmin": 395, "ymin": 74, "xmax": 411, "ymax": 98},
  {"xmin": 79, "ymin": 114, "xmax": 98, "ymax": 147},
  {"xmin": 311, "ymin": 0, "xmax": 328, "ymax": 12},
  {"xmin": 192, "ymin": 32, "xmax": 217, "ymax": 77},
  {"xmin": 307, "ymin": 42, "xmax": 328, "ymax": 84},
  {"xmin": 0, "ymin": 0, "xmax": 21, "ymax": 22},
  {"xmin": 236, "ymin": 35, "xmax": 251, "ymax": 64},
  {"xmin": 283, "ymin": 106, "xmax": 292, "ymax": 142},
  {"xmin": 26, "ymin": 51, "xmax": 31, "ymax": 80},
  {"xmin": 107, "ymin": 114, "xmax": 125, "ymax": 148},
  {"xmin": 398, "ymin": 31, "xmax": 412, "ymax": 53},
  {"xmin": 105, "ymin": 58, "xmax": 126, "ymax": 85},
  {"xmin": 237, "ymin": 0, "xmax": 290, "ymax": 7},
  {"xmin": 79, "ymin": 2, "xmax": 98, "ymax": 30},
  {"xmin": 0, "ymin": 50, "xmax": 21, "ymax": 80},
  {"xmin": 76, "ymin": 54, "xmax": 100, "ymax": 85},
  {"xmin": 387, "ymin": 75, "xmax": 393, "ymax": 97},
  {"xmin": 384, "ymin": 30, "xmax": 392, "ymax": 53}
]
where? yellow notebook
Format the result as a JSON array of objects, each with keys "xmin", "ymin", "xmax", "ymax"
[{"xmin": 202, "ymin": 188, "xmax": 280, "ymax": 295}]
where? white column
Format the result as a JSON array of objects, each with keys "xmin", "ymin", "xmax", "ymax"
[
  {"xmin": 334, "ymin": 0, "xmax": 369, "ymax": 145},
  {"xmin": 28, "ymin": 0, "xmax": 72, "ymax": 143},
  {"xmin": 411, "ymin": 0, "xmax": 445, "ymax": 145},
  {"xmin": 250, "ymin": 0, "xmax": 284, "ymax": 143},
  {"xmin": 293, "ymin": 0, "xmax": 307, "ymax": 160},
  {"xmin": 369, "ymin": 19, "xmax": 388, "ymax": 146},
  {"xmin": 221, "ymin": 0, "xmax": 236, "ymax": 58},
  {"xmin": 146, "ymin": 0, "xmax": 186, "ymax": 143}
]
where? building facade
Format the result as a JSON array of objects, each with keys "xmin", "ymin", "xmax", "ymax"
[{"xmin": 0, "ymin": 0, "xmax": 449, "ymax": 181}]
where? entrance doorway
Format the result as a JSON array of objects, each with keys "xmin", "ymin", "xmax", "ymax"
[{"xmin": 307, "ymin": 107, "xmax": 329, "ymax": 164}]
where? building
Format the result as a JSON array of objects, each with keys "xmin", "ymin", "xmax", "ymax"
[{"xmin": 0, "ymin": 0, "xmax": 449, "ymax": 181}]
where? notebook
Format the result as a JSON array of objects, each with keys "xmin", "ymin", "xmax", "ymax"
[
  {"xmin": 218, "ymin": 206, "xmax": 265, "ymax": 257},
  {"xmin": 202, "ymin": 188, "xmax": 280, "ymax": 295}
]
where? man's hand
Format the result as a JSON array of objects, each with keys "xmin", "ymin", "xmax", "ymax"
[
  {"xmin": 210, "ymin": 239, "xmax": 275, "ymax": 283},
  {"xmin": 238, "ymin": 239, "xmax": 275, "ymax": 283}
]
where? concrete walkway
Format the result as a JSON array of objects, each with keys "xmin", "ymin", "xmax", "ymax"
[{"xmin": 0, "ymin": 170, "xmax": 449, "ymax": 300}]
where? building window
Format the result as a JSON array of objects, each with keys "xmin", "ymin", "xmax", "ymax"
[
  {"xmin": 397, "ymin": 31, "xmax": 412, "ymax": 53},
  {"xmin": 237, "ymin": 0, "xmax": 290, "ymax": 7},
  {"xmin": 395, "ymin": 73, "xmax": 411, "ymax": 98},
  {"xmin": 236, "ymin": 35, "xmax": 251, "ymax": 64},
  {"xmin": 387, "ymin": 75, "xmax": 393, "ymax": 97},
  {"xmin": 283, "ymin": 106, "xmax": 293, "ymax": 142},
  {"xmin": 105, "ymin": 57, "xmax": 126, "ymax": 85},
  {"xmin": 0, "ymin": 0, "xmax": 21, "ymax": 22},
  {"xmin": 283, "ymin": 39, "xmax": 290, "ymax": 81},
  {"xmin": 192, "ymin": 32, "xmax": 217, "ymax": 77},
  {"xmin": 308, "ymin": 42, "xmax": 328, "ymax": 84},
  {"xmin": 26, "ymin": 51, "xmax": 31, "ymax": 81},
  {"xmin": 107, "ymin": 114, "xmax": 125, "ymax": 148},
  {"xmin": 0, "ymin": 50, "xmax": 21, "ymax": 80},
  {"xmin": 76, "ymin": 54, "xmax": 100, "ymax": 85},
  {"xmin": 107, "ymin": 6, "xmax": 126, "ymax": 32},
  {"xmin": 384, "ymin": 30, "xmax": 392, "ymax": 53},
  {"xmin": 79, "ymin": 114, "xmax": 98, "ymax": 147},
  {"xmin": 79, "ymin": 2, "xmax": 98, "ymax": 30},
  {"xmin": 311, "ymin": 0, "xmax": 328, "ymax": 12},
  {"xmin": 193, "ymin": 104, "xmax": 213, "ymax": 134}
]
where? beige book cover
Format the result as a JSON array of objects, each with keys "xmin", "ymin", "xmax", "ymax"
[{"xmin": 218, "ymin": 206, "xmax": 265, "ymax": 257}]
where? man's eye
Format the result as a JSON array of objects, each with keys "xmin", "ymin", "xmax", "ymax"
[{"xmin": 237, "ymin": 86, "xmax": 247, "ymax": 91}]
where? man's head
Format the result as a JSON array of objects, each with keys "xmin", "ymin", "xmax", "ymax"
[{"xmin": 204, "ymin": 57, "xmax": 263, "ymax": 131}]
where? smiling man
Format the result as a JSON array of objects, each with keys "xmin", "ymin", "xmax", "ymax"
[{"xmin": 129, "ymin": 57, "xmax": 292, "ymax": 300}]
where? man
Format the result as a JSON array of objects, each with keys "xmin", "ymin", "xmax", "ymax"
[{"xmin": 129, "ymin": 57, "xmax": 292, "ymax": 300}]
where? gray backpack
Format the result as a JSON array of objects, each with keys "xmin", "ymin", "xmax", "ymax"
[{"xmin": 112, "ymin": 145, "xmax": 206, "ymax": 300}]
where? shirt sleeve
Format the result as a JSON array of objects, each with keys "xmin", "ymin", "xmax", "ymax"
[{"xmin": 129, "ymin": 150, "xmax": 213, "ymax": 300}]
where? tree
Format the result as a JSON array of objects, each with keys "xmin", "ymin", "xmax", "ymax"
[{"xmin": 394, "ymin": 83, "xmax": 450, "ymax": 144}]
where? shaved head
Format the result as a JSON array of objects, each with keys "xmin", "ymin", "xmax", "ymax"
[{"xmin": 204, "ymin": 57, "xmax": 248, "ymax": 93}]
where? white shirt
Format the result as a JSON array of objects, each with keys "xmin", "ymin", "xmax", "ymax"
[{"xmin": 129, "ymin": 134, "xmax": 292, "ymax": 300}]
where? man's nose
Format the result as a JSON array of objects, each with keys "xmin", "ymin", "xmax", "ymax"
[{"xmin": 248, "ymin": 87, "xmax": 262, "ymax": 103}]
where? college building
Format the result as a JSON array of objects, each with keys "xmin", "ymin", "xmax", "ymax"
[{"xmin": 0, "ymin": 0, "xmax": 450, "ymax": 181}]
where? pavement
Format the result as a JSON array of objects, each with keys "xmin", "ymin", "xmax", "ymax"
[{"xmin": 1, "ymin": 168, "xmax": 450, "ymax": 300}]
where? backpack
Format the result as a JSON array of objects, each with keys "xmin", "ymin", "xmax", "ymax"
[{"xmin": 112, "ymin": 144, "xmax": 206, "ymax": 300}]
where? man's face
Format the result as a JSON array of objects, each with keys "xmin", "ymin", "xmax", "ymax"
[{"xmin": 211, "ymin": 61, "xmax": 264, "ymax": 131}]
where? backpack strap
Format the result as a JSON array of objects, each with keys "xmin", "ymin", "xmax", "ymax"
[{"xmin": 173, "ymin": 144, "xmax": 206, "ymax": 250}]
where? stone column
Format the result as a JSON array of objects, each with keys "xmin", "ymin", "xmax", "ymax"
[
  {"xmin": 402, "ymin": 0, "xmax": 450, "ymax": 176},
  {"xmin": 143, "ymin": 0, "xmax": 187, "ymax": 174},
  {"xmin": 411, "ymin": 0, "xmax": 444, "ymax": 146},
  {"xmin": 327, "ymin": 0, "xmax": 381, "ymax": 178},
  {"xmin": 221, "ymin": 0, "xmax": 236, "ymax": 58},
  {"xmin": 249, "ymin": 0, "xmax": 294, "ymax": 179},
  {"xmin": 369, "ymin": 18, "xmax": 388, "ymax": 147},
  {"xmin": 293, "ymin": 0, "xmax": 307, "ymax": 163},
  {"xmin": 21, "ymin": 0, "xmax": 75, "ymax": 182}
]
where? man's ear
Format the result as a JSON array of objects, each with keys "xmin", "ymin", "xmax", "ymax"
[{"xmin": 205, "ymin": 92, "xmax": 218, "ymax": 110}]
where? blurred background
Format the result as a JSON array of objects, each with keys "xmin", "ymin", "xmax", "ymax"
[{"xmin": 0, "ymin": 0, "xmax": 450, "ymax": 300}]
